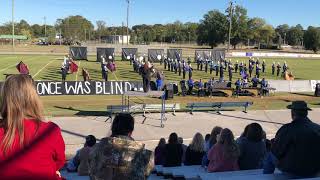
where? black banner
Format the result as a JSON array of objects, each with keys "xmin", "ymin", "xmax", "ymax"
[
  {"xmin": 212, "ymin": 48, "xmax": 226, "ymax": 61},
  {"xmin": 167, "ymin": 49, "xmax": 182, "ymax": 60},
  {"xmin": 122, "ymin": 48, "xmax": 138, "ymax": 61},
  {"xmin": 8, "ymin": 81, "xmax": 144, "ymax": 96},
  {"xmin": 70, "ymin": 47, "xmax": 88, "ymax": 60},
  {"xmin": 195, "ymin": 50, "xmax": 213, "ymax": 62},
  {"xmin": 97, "ymin": 48, "xmax": 115, "ymax": 62},
  {"xmin": 148, "ymin": 49, "xmax": 164, "ymax": 62}
]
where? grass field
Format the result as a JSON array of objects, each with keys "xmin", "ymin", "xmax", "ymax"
[{"xmin": 0, "ymin": 54, "xmax": 319, "ymax": 116}]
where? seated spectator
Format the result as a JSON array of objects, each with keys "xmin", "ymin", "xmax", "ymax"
[
  {"xmin": 154, "ymin": 138, "xmax": 166, "ymax": 165},
  {"xmin": 185, "ymin": 133, "xmax": 205, "ymax": 165},
  {"xmin": 272, "ymin": 101, "xmax": 320, "ymax": 178},
  {"xmin": 163, "ymin": 133, "xmax": 183, "ymax": 167},
  {"xmin": 237, "ymin": 123, "xmax": 266, "ymax": 170},
  {"xmin": 179, "ymin": 137, "xmax": 188, "ymax": 163},
  {"xmin": 202, "ymin": 126, "xmax": 223, "ymax": 167},
  {"xmin": 236, "ymin": 124, "xmax": 250, "ymax": 143},
  {"xmin": 205, "ymin": 134, "xmax": 211, "ymax": 144},
  {"xmin": 88, "ymin": 113, "xmax": 154, "ymax": 180},
  {"xmin": 207, "ymin": 128, "xmax": 240, "ymax": 172},
  {"xmin": 0, "ymin": 75, "xmax": 65, "ymax": 180},
  {"xmin": 77, "ymin": 135, "xmax": 96, "ymax": 176},
  {"xmin": 263, "ymin": 139, "xmax": 277, "ymax": 174}
]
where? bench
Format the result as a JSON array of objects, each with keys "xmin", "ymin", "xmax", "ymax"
[
  {"xmin": 186, "ymin": 102, "xmax": 253, "ymax": 115},
  {"xmin": 105, "ymin": 105, "xmax": 130, "ymax": 122},
  {"xmin": 142, "ymin": 104, "xmax": 180, "ymax": 124}
]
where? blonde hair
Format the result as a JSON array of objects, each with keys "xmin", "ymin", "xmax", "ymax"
[
  {"xmin": 189, "ymin": 133, "xmax": 205, "ymax": 152},
  {"xmin": 0, "ymin": 75, "xmax": 43, "ymax": 154},
  {"xmin": 218, "ymin": 128, "xmax": 240, "ymax": 160}
]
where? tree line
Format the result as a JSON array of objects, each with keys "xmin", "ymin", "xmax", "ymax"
[{"xmin": 0, "ymin": 6, "xmax": 320, "ymax": 52}]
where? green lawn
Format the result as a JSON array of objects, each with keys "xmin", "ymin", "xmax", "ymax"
[{"xmin": 0, "ymin": 55, "xmax": 319, "ymax": 116}]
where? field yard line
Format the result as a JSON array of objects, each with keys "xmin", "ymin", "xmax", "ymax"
[
  {"xmin": 113, "ymin": 72, "xmax": 119, "ymax": 81},
  {"xmin": 75, "ymin": 61, "xmax": 81, "ymax": 81},
  {"xmin": 32, "ymin": 60, "xmax": 55, "ymax": 78},
  {"xmin": 0, "ymin": 57, "xmax": 45, "ymax": 73}
]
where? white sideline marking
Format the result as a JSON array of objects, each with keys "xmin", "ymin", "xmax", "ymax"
[
  {"xmin": 113, "ymin": 72, "xmax": 119, "ymax": 81},
  {"xmin": 75, "ymin": 61, "xmax": 81, "ymax": 81},
  {"xmin": 32, "ymin": 60, "xmax": 55, "ymax": 78}
]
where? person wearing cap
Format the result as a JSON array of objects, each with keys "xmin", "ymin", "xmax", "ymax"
[
  {"xmin": 77, "ymin": 135, "xmax": 97, "ymax": 176},
  {"xmin": 276, "ymin": 62, "xmax": 281, "ymax": 77},
  {"xmin": 272, "ymin": 101, "xmax": 320, "ymax": 178}
]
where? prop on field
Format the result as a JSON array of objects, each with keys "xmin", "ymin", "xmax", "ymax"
[
  {"xmin": 69, "ymin": 60, "xmax": 79, "ymax": 73},
  {"xmin": 107, "ymin": 61, "xmax": 116, "ymax": 72},
  {"xmin": 97, "ymin": 48, "xmax": 115, "ymax": 62},
  {"xmin": 82, "ymin": 68, "xmax": 90, "ymax": 81},
  {"xmin": 122, "ymin": 48, "xmax": 138, "ymax": 61},
  {"xmin": 195, "ymin": 50, "xmax": 213, "ymax": 63},
  {"xmin": 167, "ymin": 49, "xmax": 182, "ymax": 61},
  {"xmin": 148, "ymin": 49, "xmax": 164, "ymax": 62},
  {"xmin": 212, "ymin": 48, "xmax": 226, "ymax": 62},
  {"xmin": 16, "ymin": 61, "xmax": 30, "ymax": 75},
  {"xmin": 284, "ymin": 71, "xmax": 295, "ymax": 80},
  {"xmin": 69, "ymin": 46, "xmax": 88, "ymax": 60}
]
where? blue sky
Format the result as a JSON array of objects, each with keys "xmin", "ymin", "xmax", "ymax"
[{"xmin": 0, "ymin": 0, "xmax": 319, "ymax": 29}]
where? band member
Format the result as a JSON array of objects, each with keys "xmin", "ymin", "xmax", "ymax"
[
  {"xmin": 164, "ymin": 57, "xmax": 167, "ymax": 70},
  {"xmin": 239, "ymin": 61, "xmax": 244, "ymax": 75},
  {"xmin": 207, "ymin": 77, "xmax": 215, "ymax": 97},
  {"xmin": 61, "ymin": 63, "xmax": 67, "ymax": 81},
  {"xmin": 235, "ymin": 78, "xmax": 242, "ymax": 96},
  {"xmin": 256, "ymin": 64, "xmax": 261, "ymax": 78},
  {"xmin": 261, "ymin": 78, "xmax": 268, "ymax": 96},
  {"xmin": 187, "ymin": 77, "xmax": 194, "ymax": 95},
  {"xmin": 215, "ymin": 61, "xmax": 220, "ymax": 77},
  {"xmin": 219, "ymin": 63, "xmax": 224, "ymax": 79},
  {"xmin": 276, "ymin": 62, "xmax": 281, "ymax": 77},
  {"xmin": 198, "ymin": 79, "xmax": 204, "ymax": 97},
  {"xmin": 178, "ymin": 61, "xmax": 182, "ymax": 76},
  {"xmin": 234, "ymin": 60, "xmax": 239, "ymax": 73},
  {"xmin": 167, "ymin": 58, "xmax": 171, "ymax": 71},
  {"xmin": 209, "ymin": 60, "xmax": 214, "ymax": 74},
  {"xmin": 182, "ymin": 61, "xmax": 186, "ymax": 79},
  {"xmin": 102, "ymin": 63, "xmax": 108, "ymax": 81},
  {"xmin": 200, "ymin": 58, "xmax": 203, "ymax": 71},
  {"xmin": 262, "ymin": 60, "xmax": 266, "ymax": 73},
  {"xmin": 228, "ymin": 64, "xmax": 233, "ymax": 82},
  {"xmin": 251, "ymin": 75, "xmax": 259, "ymax": 88},
  {"xmin": 272, "ymin": 62, "xmax": 275, "ymax": 75},
  {"xmin": 171, "ymin": 60, "xmax": 174, "ymax": 72},
  {"xmin": 282, "ymin": 62, "xmax": 288, "ymax": 74},
  {"xmin": 141, "ymin": 61, "xmax": 152, "ymax": 93},
  {"xmin": 197, "ymin": 57, "xmax": 200, "ymax": 70},
  {"xmin": 174, "ymin": 60, "xmax": 178, "ymax": 74},
  {"xmin": 249, "ymin": 62, "xmax": 254, "ymax": 78},
  {"xmin": 188, "ymin": 63, "xmax": 193, "ymax": 79},
  {"xmin": 205, "ymin": 59, "xmax": 208, "ymax": 73},
  {"xmin": 82, "ymin": 68, "xmax": 90, "ymax": 81}
]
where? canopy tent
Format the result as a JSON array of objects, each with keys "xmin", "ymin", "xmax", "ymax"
[
  {"xmin": 122, "ymin": 48, "xmax": 138, "ymax": 61},
  {"xmin": 69, "ymin": 47, "xmax": 88, "ymax": 60},
  {"xmin": 97, "ymin": 48, "xmax": 115, "ymax": 62},
  {"xmin": 148, "ymin": 49, "xmax": 164, "ymax": 62},
  {"xmin": 167, "ymin": 49, "xmax": 182, "ymax": 61}
]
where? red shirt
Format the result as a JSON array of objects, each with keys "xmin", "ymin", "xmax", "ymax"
[{"xmin": 0, "ymin": 119, "xmax": 65, "ymax": 180}]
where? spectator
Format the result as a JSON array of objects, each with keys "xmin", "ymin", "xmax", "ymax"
[
  {"xmin": 89, "ymin": 113, "xmax": 154, "ymax": 180},
  {"xmin": 0, "ymin": 75, "xmax": 65, "ymax": 180},
  {"xmin": 237, "ymin": 123, "xmax": 266, "ymax": 170},
  {"xmin": 185, "ymin": 133, "xmax": 205, "ymax": 165},
  {"xmin": 205, "ymin": 134, "xmax": 211, "ymax": 143},
  {"xmin": 154, "ymin": 138, "xmax": 166, "ymax": 165},
  {"xmin": 178, "ymin": 137, "xmax": 188, "ymax": 163},
  {"xmin": 77, "ymin": 135, "xmax": 96, "ymax": 176},
  {"xmin": 263, "ymin": 139, "xmax": 277, "ymax": 174},
  {"xmin": 202, "ymin": 126, "xmax": 223, "ymax": 167},
  {"xmin": 163, "ymin": 133, "xmax": 183, "ymax": 167},
  {"xmin": 236, "ymin": 124, "xmax": 250, "ymax": 143},
  {"xmin": 207, "ymin": 128, "xmax": 240, "ymax": 172},
  {"xmin": 272, "ymin": 101, "xmax": 320, "ymax": 178}
]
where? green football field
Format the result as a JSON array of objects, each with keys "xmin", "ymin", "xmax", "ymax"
[{"xmin": 0, "ymin": 54, "xmax": 319, "ymax": 116}]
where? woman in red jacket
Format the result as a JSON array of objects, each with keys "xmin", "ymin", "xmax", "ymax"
[{"xmin": 0, "ymin": 75, "xmax": 65, "ymax": 180}]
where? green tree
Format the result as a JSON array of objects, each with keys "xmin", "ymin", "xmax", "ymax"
[
  {"xmin": 197, "ymin": 10, "xmax": 228, "ymax": 48},
  {"xmin": 55, "ymin": 15, "xmax": 94, "ymax": 41},
  {"xmin": 287, "ymin": 24, "xmax": 304, "ymax": 46},
  {"xmin": 275, "ymin": 24, "xmax": 290, "ymax": 44},
  {"xmin": 304, "ymin": 26, "xmax": 320, "ymax": 53},
  {"xmin": 227, "ymin": 5, "xmax": 249, "ymax": 49},
  {"xmin": 247, "ymin": 17, "xmax": 266, "ymax": 48}
]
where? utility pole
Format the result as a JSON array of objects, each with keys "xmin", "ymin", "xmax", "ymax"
[
  {"xmin": 44, "ymin": 16, "xmax": 47, "ymax": 37},
  {"xmin": 126, "ymin": 0, "xmax": 130, "ymax": 45},
  {"xmin": 227, "ymin": 1, "xmax": 234, "ymax": 52},
  {"xmin": 12, "ymin": 0, "xmax": 15, "ymax": 51}
]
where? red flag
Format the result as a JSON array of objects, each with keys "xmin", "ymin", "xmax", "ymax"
[
  {"xmin": 16, "ymin": 61, "xmax": 30, "ymax": 75},
  {"xmin": 70, "ymin": 61, "xmax": 78, "ymax": 73}
]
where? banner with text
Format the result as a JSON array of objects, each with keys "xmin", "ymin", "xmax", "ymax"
[{"xmin": 0, "ymin": 81, "xmax": 144, "ymax": 96}]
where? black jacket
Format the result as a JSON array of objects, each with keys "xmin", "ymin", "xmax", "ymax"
[
  {"xmin": 272, "ymin": 118, "xmax": 320, "ymax": 177},
  {"xmin": 163, "ymin": 144, "xmax": 183, "ymax": 167},
  {"xmin": 184, "ymin": 146, "xmax": 205, "ymax": 165}
]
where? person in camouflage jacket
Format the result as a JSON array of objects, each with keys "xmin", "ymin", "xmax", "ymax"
[{"xmin": 88, "ymin": 114, "xmax": 154, "ymax": 180}]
